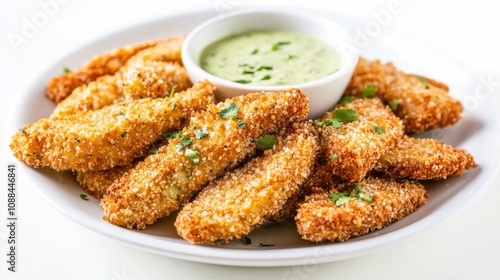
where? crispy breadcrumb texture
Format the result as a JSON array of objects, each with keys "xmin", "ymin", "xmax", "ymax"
[
  {"xmin": 76, "ymin": 164, "xmax": 135, "ymax": 199},
  {"xmin": 345, "ymin": 57, "xmax": 463, "ymax": 134},
  {"xmin": 123, "ymin": 61, "xmax": 192, "ymax": 100},
  {"xmin": 175, "ymin": 121, "xmax": 318, "ymax": 244},
  {"xmin": 318, "ymin": 98, "xmax": 404, "ymax": 182},
  {"xmin": 373, "ymin": 135, "xmax": 477, "ymax": 180},
  {"xmin": 296, "ymin": 177, "xmax": 428, "ymax": 242},
  {"xmin": 101, "ymin": 89, "xmax": 310, "ymax": 229},
  {"xmin": 10, "ymin": 80, "xmax": 215, "ymax": 172},
  {"xmin": 47, "ymin": 39, "xmax": 161, "ymax": 103}
]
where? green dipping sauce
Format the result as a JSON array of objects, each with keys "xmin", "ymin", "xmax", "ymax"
[{"xmin": 199, "ymin": 30, "xmax": 342, "ymax": 86}]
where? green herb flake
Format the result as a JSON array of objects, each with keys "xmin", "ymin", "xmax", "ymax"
[
  {"xmin": 194, "ymin": 126, "xmax": 209, "ymax": 140},
  {"xmin": 256, "ymin": 134, "xmax": 276, "ymax": 150},
  {"xmin": 238, "ymin": 120, "xmax": 247, "ymax": 128},
  {"xmin": 242, "ymin": 236, "xmax": 252, "ymax": 245},
  {"xmin": 361, "ymin": 85, "xmax": 376, "ymax": 98},
  {"xmin": 389, "ymin": 99, "xmax": 400, "ymax": 112},
  {"xmin": 251, "ymin": 49, "xmax": 259, "ymax": 55},
  {"xmin": 185, "ymin": 148, "xmax": 201, "ymax": 164},
  {"xmin": 272, "ymin": 41, "xmax": 290, "ymax": 51},
  {"xmin": 331, "ymin": 153, "xmax": 339, "ymax": 162},
  {"xmin": 287, "ymin": 54, "xmax": 296, "ymax": 59},
  {"xmin": 416, "ymin": 76, "xmax": 430, "ymax": 89},
  {"xmin": 63, "ymin": 66, "xmax": 71, "ymax": 73},
  {"xmin": 219, "ymin": 102, "xmax": 239, "ymax": 120},
  {"xmin": 256, "ymin": 65, "xmax": 273, "ymax": 71},
  {"xmin": 149, "ymin": 147, "xmax": 159, "ymax": 154},
  {"xmin": 242, "ymin": 70, "xmax": 254, "ymax": 75},
  {"xmin": 167, "ymin": 85, "xmax": 177, "ymax": 101},
  {"xmin": 258, "ymin": 242, "xmax": 275, "ymax": 247},
  {"xmin": 19, "ymin": 129, "xmax": 27, "ymax": 134},
  {"xmin": 358, "ymin": 192, "xmax": 373, "ymax": 203},
  {"xmin": 74, "ymin": 137, "xmax": 80, "ymax": 143},
  {"xmin": 175, "ymin": 137, "xmax": 192, "ymax": 152},
  {"xmin": 372, "ymin": 125, "xmax": 386, "ymax": 134},
  {"xmin": 261, "ymin": 75, "xmax": 271, "ymax": 80},
  {"xmin": 340, "ymin": 96, "xmax": 356, "ymax": 105},
  {"xmin": 233, "ymin": 79, "xmax": 251, "ymax": 84},
  {"xmin": 163, "ymin": 131, "xmax": 184, "ymax": 139},
  {"xmin": 80, "ymin": 194, "xmax": 89, "ymax": 201},
  {"xmin": 121, "ymin": 131, "xmax": 128, "ymax": 138},
  {"xmin": 332, "ymin": 108, "xmax": 359, "ymax": 122}
]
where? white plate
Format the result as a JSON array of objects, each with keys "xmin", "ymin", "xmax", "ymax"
[{"xmin": 11, "ymin": 8, "xmax": 500, "ymax": 267}]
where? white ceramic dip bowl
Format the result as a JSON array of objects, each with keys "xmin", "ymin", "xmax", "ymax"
[{"xmin": 182, "ymin": 8, "xmax": 359, "ymax": 119}]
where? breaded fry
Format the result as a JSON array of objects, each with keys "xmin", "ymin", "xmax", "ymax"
[
  {"xmin": 123, "ymin": 61, "xmax": 191, "ymax": 99},
  {"xmin": 270, "ymin": 157, "xmax": 340, "ymax": 221},
  {"xmin": 47, "ymin": 39, "xmax": 160, "ymax": 103},
  {"xmin": 317, "ymin": 98, "xmax": 404, "ymax": 182},
  {"xmin": 345, "ymin": 57, "xmax": 463, "ymax": 134},
  {"xmin": 124, "ymin": 35, "xmax": 184, "ymax": 67},
  {"xmin": 51, "ymin": 74, "xmax": 124, "ymax": 118},
  {"xmin": 101, "ymin": 89, "xmax": 310, "ymax": 229},
  {"xmin": 76, "ymin": 163, "xmax": 135, "ymax": 199},
  {"xmin": 373, "ymin": 135, "xmax": 477, "ymax": 180},
  {"xmin": 175, "ymin": 121, "xmax": 318, "ymax": 244},
  {"xmin": 10, "ymin": 80, "xmax": 215, "ymax": 172},
  {"xmin": 296, "ymin": 177, "xmax": 428, "ymax": 242}
]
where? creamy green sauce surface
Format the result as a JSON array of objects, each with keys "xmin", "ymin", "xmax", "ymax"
[{"xmin": 200, "ymin": 30, "xmax": 342, "ymax": 86}]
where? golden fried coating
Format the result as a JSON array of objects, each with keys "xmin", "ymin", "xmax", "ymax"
[
  {"xmin": 123, "ymin": 61, "xmax": 191, "ymax": 100},
  {"xmin": 76, "ymin": 163, "xmax": 135, "ymax": 199},
  {"xmin": 373, "ymin": 135, "xmax": 477, "ymax": 180},
  {"xmin": 101, "ymin": 89, "xmax": 310, "ymax": 229},
  {"xmin": 296, "ymin": 177, "xmax": 428, "ymax": 242},
  {"xmin": 47, "ymin": 40, "xmax": 160, "ymax": 103},
  {"xmin": 123, "ymin": 35, "xmax": 184, "ymax": 67},
  {"xmin": 345, "ymin": 57, "xmax": 463, "ymax": 134},
  {"xmin": 10, "ymin": 80, "xmax": 215, "ymax": 172},
  {"xmin": 270, "ymin": 157, "xmax": 340, "ymax": 221},
  {"xmin": 51, "ymin": 74, "xmax": 124, "ymax": 118},
  {"xmin": 175, "ymin": 121, "xmax": 318, "ymax": 244},
  {"xmin": 317, "ymin": 98, "xmax": 404, "ymax": 182}
]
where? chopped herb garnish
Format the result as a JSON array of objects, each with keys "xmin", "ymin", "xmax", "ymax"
[
  {"xmin": 287, "ymin": 54, "xmax": 296, "ymax": 59},
  {"xmin": 121, "ymin": 131, "xmax": 128, "ymax": 138},
  {"xmin": 74, "ymin": 137, "xmax": 80, "ymax": 143},
  {"xmin": 149, "ymin": 147, "xmax": 159, "ymax": 154},
  {"xmin": 175, "ymin": 137, "xmax": 192, "ymax": 152},
  {"xmin": 194, "ymin": 126, "xmax": 209, "ymax": 140},
  {"xmin": 258, "ymin": 242, "xmax": 275, "ymax": 247},
  {"xmin": 19, "ymin": 129, "xmax": 27, "ymax": 134},
  {"xmin": 372, "ymin": 125, "xmax": 386, "ymax": 134},
  {"xmin": 242, "ymin": 236, "xmax": 252, "ymax": 245},
  {"xmin": 233, "ymin": 79, "xmax": 251, "ymax": 84},
  {"xmin": 242, "ymin": 70, "xmax": 254, "ymax": 75},
  {"xmin": 256, "ymin": 134, "xmax": 276, "ymax": 150},
  {"xmin": 331, "ymin": 153, "xmax": 338, "ymax": 162},
  {"xmin": 256, "ymin": 66, "xmax": 273, "ymax": 71},
  {"xmin": 332, "ymin": 108, "xmax": 359, "ymax": 122},
  {"xmin": 361, "ymin": 85, "xmax": 376, "ymax": 98},
  {"xmin": 219, "ymin": 102, "xmax": 239, "ymax": 120},
  {"xmin": 329, "ymin": 183, "xmax": 372, "ymax": 206},
  {"xmin": 261, "ymin": 75, "xmax": 271, "ymax": 80},
  {"xmin": 389, "ymin": 99, "xmax": 400, "ymax": 112},
  {"xmin": 80, "ymin": 194, "xmax": 89, "ymax": 201},
  {"xmin": 238, "ymin": 120, "xmax": 247, "ymax": 128},
  {"xmin": 416, "ymin": 76, "xmax": 430, "ymax": 89},
  {"xmin": 272, "ymin": 41, "xmax": 290, "ymax": 51},
  {"xmin": 63, "ymin": 66, "xmax": 71, "ymax": 73},
  {"xmin": 168, "ymin": 85, "xmax": 177, "ymax": 101},
  {"xmin": 185, "ymin": 148, "xmax": 201, "ymax": 164},
  {"xmin": 354, "ymin": 183, "xmax": 373, "ymax": 203},
  {"xmin": 251, "ymin": 49, "xmax": 259, "ymax": 54},
  {"xmin": 340, "ymin": 96, "xmax": 356, "ymax": 105},
  {"xmin": 163, "ymin": 131, "xmax": 184, "ymax": 139}
]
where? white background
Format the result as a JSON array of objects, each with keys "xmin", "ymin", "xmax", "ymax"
[{"xmin": 1, "ymin": 0, "xmax": 499, "ymax": 279}]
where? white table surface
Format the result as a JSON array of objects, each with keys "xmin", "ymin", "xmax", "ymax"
[{"xmin": 1, "ymin": 0, "xmax": 499, "ymax": 279}]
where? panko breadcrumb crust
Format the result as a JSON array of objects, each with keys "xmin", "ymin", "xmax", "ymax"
[
  {"xmin": 101, "ymin": 89, "xmax": 310, "ymax": 229},
  {"xmin": 318, "ymin": 98, "xmax": 404, "ymax": 182},
  {"xmin": 296, "ymin": 177, "xmax": 428, "ymax": 242},
  {"xmin": 374, "ymin": 135, "xmax": 477, "ymax": 180},
  {"xmin": 345, "ymin": 57, "xmax": 463, "ymax": 134},
  {"xmin": 10, "ymin": 80, "xmax": 215, "ymax": 172},
  {"xmin": 175, "ymin": 121, "xmax": 318, "ymax": 244}
]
